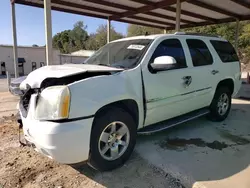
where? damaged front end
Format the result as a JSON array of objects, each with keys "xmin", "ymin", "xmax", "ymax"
[
  {"xmin": 19, "ymin": 71, "xmax": 112, "ymax": 117},
  {"xmin": 17, "ymin": 66, "xmax": 122, "ymax": 146},
  {"xmin": 39, "ymin": 71, "xmax": 112, "ymax": 89},
  {"xmin": 18, "ymin": 64, "xmax": 123, "ymax": 120}
]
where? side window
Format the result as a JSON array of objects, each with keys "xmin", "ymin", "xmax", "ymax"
[
  {"xmin": 186, "ymin": 39, "xmax": 213, "ymax": 67},
  {"xmin": 150, "ymin": 39, "xmax": 187, "ymax": 69},
  {"xmin": 210, "ymin": 40, "xmax": 239, "ymax": 62},
  {"xmin": 32, "ymin": 62, "xmax": 37, "ymax": 71}
]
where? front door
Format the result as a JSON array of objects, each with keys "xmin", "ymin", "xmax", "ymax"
[{"xmin": 142, "ymin": 38, "xmax": 198, "ymax": 126}]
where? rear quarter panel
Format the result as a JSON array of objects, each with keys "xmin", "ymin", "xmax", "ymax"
[
  {"xmin": 220, "ymin": 61, "xmax": 241, "ymax": 96},
  {"xmin": 208, "ymin": 39, "xmax": 241, "ymax": 96}
]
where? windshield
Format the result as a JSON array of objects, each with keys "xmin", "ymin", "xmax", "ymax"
[{"xmin": 85, "ymin": 39, "xmax": 152, "ymax": 69}]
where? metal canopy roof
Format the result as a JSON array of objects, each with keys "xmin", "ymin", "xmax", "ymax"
[{"xmin": 13, "ymin": 0, "xmax": 250, "ymax": 29}]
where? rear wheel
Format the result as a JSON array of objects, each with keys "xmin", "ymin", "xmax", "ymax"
[
  {"xmin": 208, "ymin": 87, "xmax": 231, "ymax": 121},
  {"xmin": 88, "ymin": 107, "xmax": 136, "ymax": 171}
]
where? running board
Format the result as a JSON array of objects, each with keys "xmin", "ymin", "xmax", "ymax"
[{"xmin": 138, "ymin": 108, "xmax": 210, "ymax": 135}]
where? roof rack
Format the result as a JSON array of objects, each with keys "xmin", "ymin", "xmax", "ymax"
[{"xmin": 174, "ymin": 32, "xmax": 220, "ymax": 38}]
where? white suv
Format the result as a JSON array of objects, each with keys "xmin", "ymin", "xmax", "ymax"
[{"xmin": 18, "ymin": 32, "xmax": 241, "ymax": 171}]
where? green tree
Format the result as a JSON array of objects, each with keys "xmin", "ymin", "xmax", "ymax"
[
  {"xmin": 53, "ymin": 30, "xmax": 71, "ymax": 53},
  {"xmin": 85, "ymin": 24, "xmax": 124, "ymax": 50},
  {"xmin": 52, "ymin": 21, "xmax": 88, "ymax": 53},
  {"xmin": 239, "ymin": 23, "xmax": 250, "ymax": 65},
  {"xmin": 69, "ymin": 21, "xmax": 88, "ymax": 51},
  {"xmin": 184, "ymin": 22, "xmax": 244, "ymax": 44},
  {"xmin": 127, "ymin": 24, "xmax": 163, "ymax": 37}
]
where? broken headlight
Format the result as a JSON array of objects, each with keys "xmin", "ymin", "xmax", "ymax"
[{"xmin": 35, "ymin": 86, "xmax": 70, "ymax": 120}]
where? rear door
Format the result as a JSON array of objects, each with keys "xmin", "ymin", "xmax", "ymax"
[
  {"xmin": 184, "ymin": 38, "xmax": 220, "ymax": 109},
  {"xmin": 210, "ymin": 40, "xmax": 241, "ymax": 96}
]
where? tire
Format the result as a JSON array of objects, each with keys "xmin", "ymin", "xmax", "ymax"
[
  {"xmin": 208, "ymin": 86, "xmax": 232, "ymax": 122},
  {"xmin": 88, "ymin": 107, "xmax": 137, "ymax": 171}
]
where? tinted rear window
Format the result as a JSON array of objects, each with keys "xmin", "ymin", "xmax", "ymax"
[
  {"xmin": 186, "ymin": 39, "xmax": 213, "ymax": 67},
  {"xmin": 210, "ymin": 40, "xmax": 239, "ymax": 62}
]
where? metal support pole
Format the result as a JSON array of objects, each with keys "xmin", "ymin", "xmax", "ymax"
[
  {"xmin": 59, "ymin": 54, "xmax": 62, "ymax": 64},
  {"xmin": 11, "ymin": 3, "xmax": 18, "ymax": 78},
  {"xmin": 44, "ymin": 0, "xmax": 53, "ymax": 65},
  {"xmin": 107, "ymin": 18, "xmax": 111, "ymax": 43},
  {"xmin": 176, "ymin": 0, "xmax": 181, "ymax": 32},
  {"xmin": 234, "ymin": 19, "xmax": 240, "ymax": 52},
  {"xmin": 7, "ymin": 71, "xmax": 11, "ymax": 92}
]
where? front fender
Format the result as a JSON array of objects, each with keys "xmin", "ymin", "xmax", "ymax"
[{"xmin": 67, "ymin": 69, "xmax": 143, "ymax": 125}]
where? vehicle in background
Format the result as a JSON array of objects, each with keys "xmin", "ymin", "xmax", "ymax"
[{"xmin": 9, "ymin": 76, "xmax": 27, "ymax": 96}]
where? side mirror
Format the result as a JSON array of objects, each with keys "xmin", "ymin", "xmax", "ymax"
[{"xmin": 150, "ymin": 56, "xmax": 177, "ymax": 72}]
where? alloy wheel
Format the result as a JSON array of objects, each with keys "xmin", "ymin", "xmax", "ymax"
[{"xmin": 98, "ymin": 121, "xmax": 130, "ymax": 161}]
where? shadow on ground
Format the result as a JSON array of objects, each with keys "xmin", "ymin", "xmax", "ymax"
[{"xmin": 71, "ymin": 153, "xmax": 185, "ymax": 188}]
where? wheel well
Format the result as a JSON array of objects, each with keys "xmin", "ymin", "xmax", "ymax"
[
  {"xmin": 94, "ymin": 99, "xmax": 139, "ymax": 128},
  {"xmin": 216, "ymin": 79, "xmax": 234, "ymax": 94}
]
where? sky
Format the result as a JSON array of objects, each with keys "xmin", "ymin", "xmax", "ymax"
[{"xmin": 0, "ymin": 0, "xmax": 128, "ymax": 46}]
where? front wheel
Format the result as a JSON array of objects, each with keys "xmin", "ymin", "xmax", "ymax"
[
  {"xmin": 88, "ymin": 107, "xmax": 137, "ymax": 171},
  {"xmin": 208, "ymin": 87, "xmax": 232, "ymax": 122}
]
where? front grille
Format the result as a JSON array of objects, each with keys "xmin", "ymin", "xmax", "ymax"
[
  {"xmin": 20, "ymin": 88, "xmax": 36, "ymax": 118},
  {"xmin": 22, "ymin": 95, "xmax": 31, "ymax": 111}
]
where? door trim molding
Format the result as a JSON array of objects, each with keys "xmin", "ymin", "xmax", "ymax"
[{"xmin": 146, "ymin": 86, "xmax": 212, "ymax": 103}]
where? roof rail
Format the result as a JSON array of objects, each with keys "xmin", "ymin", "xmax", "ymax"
[{"xmin": 174, "ymin": 32, "xmax": 220, "ymax": 38}]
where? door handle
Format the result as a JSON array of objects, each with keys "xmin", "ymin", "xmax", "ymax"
[
  {"xmin": 182, "ymin": 76, "xmax": 192, "ymax": 87},
  {"xmin": 211, "ymin": 70, "xmax": 219, "ymax": 75},
  {"xmin": 183, "ymin": 76, "xmax": 191, "ymax": 80}
]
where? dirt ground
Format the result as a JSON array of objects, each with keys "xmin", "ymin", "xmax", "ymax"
[
  {"xmin": 0, "ymin": 92, "xmax": 19, "ymax": 117},
  {"xmin": 0, "ymin": 115, "xmax": 183, "ymax": 188},
  {"xmin": 0, "ymin": 78, "xmax": 10, "ymax": 93}
]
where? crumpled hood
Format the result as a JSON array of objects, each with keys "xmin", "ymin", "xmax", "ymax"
[{"xmin": 20, "ymin": 64, "xmax": 123, "ymax": 89}]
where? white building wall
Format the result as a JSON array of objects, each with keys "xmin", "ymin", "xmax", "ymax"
[
  {"xmin": 72, "ymin": 56, "xmax": 88, "ymax": 64},
  {"xmin": 60, "ymin": 55, "xmax": 88, "ymax": 64},
  {"xmin": 0, "ymin": 45, "xmax": 60, "ymax": 76}
]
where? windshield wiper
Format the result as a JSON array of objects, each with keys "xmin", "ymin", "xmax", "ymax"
[
  {"xmin": 97, "ymin": 63, "xmax": 110, "ymax": 67},
  {"xmin": 112, "ymin": 65, "xmax": 125, "ymax": 69},
  {"xmin": 97, "ymin": 63, "xmax": 125, "ymax": 69}
]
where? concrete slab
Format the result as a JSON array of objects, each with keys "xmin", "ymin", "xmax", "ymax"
[
  {"xmin": 237, "ymin": 84, "xmax": 250, "ymax": 100},
  {"xmin": 0, "ymin": 78, "xmax": 9, "ymax": 92},
  {"xmin": 136, "ymin": 99, "xmax": 250, "ymax": 188}
]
